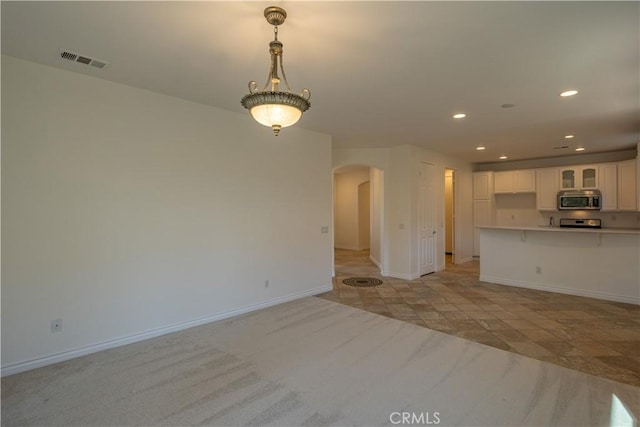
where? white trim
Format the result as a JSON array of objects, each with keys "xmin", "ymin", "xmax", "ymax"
[
  {"xmin": 369, "ymin": 255, "xmax": 381, "ymax": 270},
  {"xmin": 480, "ymin": 275, "xmax": 640, "ymax": 305},
  {"xmin": 1, "ymin": 284, "xmax": 333, "ymax": 377},
  {"xmin": 455, "ymin": 256, "xmax": 474, "ymax": 264},
  {"xmin": 334, "ymin": 245, "xmax": 363, "ymax": 251},
  {"xmin": 382, "ymin": 271, "xmax": 420, "ymax": 280}
]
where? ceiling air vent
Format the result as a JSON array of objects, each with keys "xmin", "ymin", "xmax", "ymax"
[
  {"xmin": 60, "ymin": 51, "xmax": 77, "ymax": 61},
  {"xmin": 59, "ymin": 49, "xmax": 109, "ymax": 70}
]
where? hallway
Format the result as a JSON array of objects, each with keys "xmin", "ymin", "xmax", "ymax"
[{"xmin": 318, "ymin": 249, "xmax": 640, "ymax": 386}]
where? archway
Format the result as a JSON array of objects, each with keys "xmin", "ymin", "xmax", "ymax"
[
  {"xmin": 444, "ymin": 168, "xmax": 456, "ymax": 266},
  {"xmin": 332, "ymin": 164, "xmax": 384, "ymax": 277}
]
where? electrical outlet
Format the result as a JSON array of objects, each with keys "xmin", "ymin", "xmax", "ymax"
[
  {"xmin": 264, "ymin": 280, "xmax": 269, "ymax": 288},
  {"xmin": 535, "ymin": 266, "xmax": 542, "ymax": 274},
  {"xmin": 320, "ymin": 226, "xmax": 329, "ymax": 234},
  {"xmin": 51, "ymin": 318, "xmax": 62, "ymax": 333}
]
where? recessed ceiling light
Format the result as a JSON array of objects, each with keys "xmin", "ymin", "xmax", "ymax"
[
  {"xmin": 564, "ymin": 135, "xmax": 575, "ymax": 139},
  {"xmin": 575, "ymin": 147, "xmax": 585, "ymax": 152},
  {"xmin": 499, "ymin": 155, "xmax": 508, "ymax": 160},
  {"xmin": 453, "ymin": 113, "xmax": 466, "ymax": 119},
  {"xmin": 476, "ymin": 146, "xmax": 486, "ymax": 151},
  {"xmin": 560, "ymin": 90, "xmax": 578, "ymax": 97}
]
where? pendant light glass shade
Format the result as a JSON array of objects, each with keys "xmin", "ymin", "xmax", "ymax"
[
  {"xmin": 241, "ymin": 6, "xmax": 310, "ymax": 136},
  {"xmin": 250, "ymin": 104, "xmax": 302, "ymax": 128}
]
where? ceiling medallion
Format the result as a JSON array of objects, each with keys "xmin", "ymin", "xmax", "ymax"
[{"xmin": 241, "ymin": 6, "xmax": 311, "ymax": 136}]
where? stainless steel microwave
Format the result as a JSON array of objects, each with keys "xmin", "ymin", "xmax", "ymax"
[{"xmin": 557, "ymin": 190, "xmax": 601, "ymax": 210}]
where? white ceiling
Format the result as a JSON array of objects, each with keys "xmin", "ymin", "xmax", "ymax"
[{"xmin": 2, "ymin": 1, "xmax": 638, "ymax": 164}]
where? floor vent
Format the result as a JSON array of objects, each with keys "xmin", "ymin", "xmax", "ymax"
[{"xmin": 60, "ymin": 49, "xmax": 109, "ymax": 69}]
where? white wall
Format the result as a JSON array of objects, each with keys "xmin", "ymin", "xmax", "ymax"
[
  {"xmin": 386, "ymin": 146, "xmax": 414, "ymax": 278},
  {"xmin": 370, "ymin": 168, "xmax": 384, "ymax": 267},
  {"xmin": 494, "ymin": 194, "xmax": 541, "ymax": 226},
  {"xmin": 333, "ymin": 145, "xmax": 474, "ymax": 280},
  {"xmin": 333, "ymin": 168, "xmax": 370, "ymax": 250},
  {"xmin": 1, "ymin": 55, "xmax": 333, "ymax": 373},
  {"xmin": 480, "ymin": 228, "xmax": 640, "ymax": 304},
  {"xmin": 445, "ymin": 170, "xmax": 454, "ymax": 253},
  {"xmin": 358, "ymin": 181, "xmax": 371, "ymax": 250}
]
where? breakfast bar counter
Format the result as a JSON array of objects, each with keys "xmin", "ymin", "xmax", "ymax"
[
  {"xmin": 480, "ymin": 225, "xmax": 640, "ymax": 235},
  {"xmin": 478, "ymin": 226, "xmax": 640, "ymax": 305}
]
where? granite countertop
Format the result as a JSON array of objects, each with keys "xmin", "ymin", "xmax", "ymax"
[{"xmin": 478, "ymin": 225, "xmax": 640, "ymax": 235}]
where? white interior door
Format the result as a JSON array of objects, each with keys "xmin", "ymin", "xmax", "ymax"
[{"xmin": 419, "ymin": 162, "xmax": 436, "ymax": 275}]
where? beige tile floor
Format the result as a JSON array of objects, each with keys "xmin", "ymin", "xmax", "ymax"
[{"xmin": 318, "ymin": 249, "xmax": 640, "ymax": 386}]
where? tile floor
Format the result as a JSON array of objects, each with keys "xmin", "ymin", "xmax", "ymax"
[{"xmin": 317, "ymin": 249, "xmax": 640, "ymax": 386}]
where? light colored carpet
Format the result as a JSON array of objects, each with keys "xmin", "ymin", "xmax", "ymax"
[{"xmin": 2, "ymin": 297, "xmax": 639, "ymax": 426}]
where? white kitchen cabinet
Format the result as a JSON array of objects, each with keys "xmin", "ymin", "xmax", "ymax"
[
  {"xmin": 515, "ymin": 170, "xmax": 536, "ymax": 193},
  {"xmin": 618, "ymin": 159, "xmax": 637, "ymax": 211},
  {"xmin": 473, "ymin": 172, "xmax": 494, "ymax": 257},
  {"xmin": 536, "ymin": 167, "xmax": 558, "ymax": 211},
  {"xmin": 494, "ymin": 170, "xmax": 536, "ymax": 194},
  {"xmin": 598, "ymin": 163, "xmax": 618, "ymax": 211},
  {"xmin": 473, "ymin": 199, "xmax": 493, "ymax": 256},
  {"xmin": 473, "ymin": 171, "xmax": 493, "ymax": 199},
  {"xmin": 493, "ymin": 172, "xmax": 512, "ymax": 194},
  {"xmin": 559, "ymin": 165, "xmax": 598, "ymax": 190}
]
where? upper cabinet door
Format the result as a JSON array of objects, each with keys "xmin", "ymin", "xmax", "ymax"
[
  {"xmin": 581, "ymin": 167, "xmax": 598, "ymax": 189},
  {"xmin": 514, "ymin": 170, "xmax": 536, "ymax": 193},
  {"xmin": 493, "ymin": 171, "xmax": 513, "ymax": 194},
  {"xmin": 618, "ymin": 159, "xmax": 637, "ymax": 211},
  {"xmin": 536, "ymin": 168, "xmax": 558, "ymax": 211},
  {"xmin": 473, "ymin": 172, "xmax": 493, "ymax": 199},
  {"xmin": 560, "ymin": 168, "xmax": 576, "ymax": 190},
  {"xmin": 559, "ymin": 165, "xmax": 598, "ymax": 190},
  {"xmin": 494, "ymin": 170, "xmax": 535, "ymax": 194},
  {"xmin": 598, "ymin": 163, "xmax": 617, "ymax": 211}
]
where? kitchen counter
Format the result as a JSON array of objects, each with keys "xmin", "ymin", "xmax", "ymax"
[
  {"xmin": 479, "ymin": 225, "xmax": 640, "ymax": 235},
  {"xmin": 478, "ymin": 226, "xmax": 639, "ymax": 305}
]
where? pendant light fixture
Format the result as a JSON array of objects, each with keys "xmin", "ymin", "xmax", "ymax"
[{"xmin": 241, "ymin": 6, "xmax": 311, "ymax": 136}]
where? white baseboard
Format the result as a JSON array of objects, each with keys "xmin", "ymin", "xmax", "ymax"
[
  {"xmin": 479, "ymin": 275, "xmax": 640, "ymax": 305},
  {"xmin": 1, "ymin": 284, "xmax": 333, "ymax": 377},
  {"xmin": 334, "ymin": 245, "xmax": 362, "ymax": 251},
  {"xmin": 455, "ymin": 256, "xmax": 474, "ymax": 264},
  {"xmin": 382, "ymin": 271, "xmax": 420, "ymax": 280}
]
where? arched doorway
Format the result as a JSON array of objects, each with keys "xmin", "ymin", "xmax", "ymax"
[
  {"xmin": 332, "ymin": 165, "xmax": 384, "ymax": 277},
  {"xmin": 444, "ymin": 168, "xmax": 456, "ymax": 266}
]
